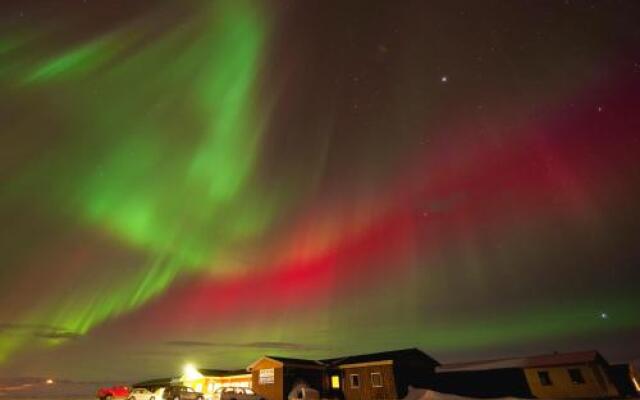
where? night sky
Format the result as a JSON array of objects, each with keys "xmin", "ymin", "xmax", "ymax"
[{"xmin": 1, "ymin": 0, "xmax": 640, "ymax": 384}]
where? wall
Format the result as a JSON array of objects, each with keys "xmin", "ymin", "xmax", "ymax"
[
  {"xmin": 434, "ymin": 369, "xmax": 532, "ymax": 398},
  {"xmin": 341, "ymin": 364, "xmax": 397, "ymax": 400},
  {"xmin": 525, "ymin": 363, "xmax": 619, "ymax": 399},
  {"xmin": 252, "ymin": 359, "xmax": 284, "ymax": 400}
]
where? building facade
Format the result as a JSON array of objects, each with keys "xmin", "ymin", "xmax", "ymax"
[
  {"xmin": 247, "ymin": 349, "xmax": 439, "ymax": 400},
  {"xmin": 248, "ymin": 357, "xmax": 325, "ymax": 400},
  {"xmin": 436, "ymin": 350, "xmax": 621, "ymax": 399}
]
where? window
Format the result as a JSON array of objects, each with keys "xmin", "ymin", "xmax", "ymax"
[
  {"xmin": 350, "ymin": 374, "xmax": 360, "ymax": 389},
  {"xmin": 538, "ymin": 371, "xmax": 552, "ymax": 386},
  {"xmin": 371, "ymin": 372, "xmax": 383, "ymax": 388},
  {"xmin": 568, "ymin": 368, "xmax": 585, "ymax": 384},
  {"xmin": 246, "ymin": 389, "xmax": 255, "ymax": 395},
  {"xmin": 331, "ymin": 375, "xmax": 341, "ymax": 389}
]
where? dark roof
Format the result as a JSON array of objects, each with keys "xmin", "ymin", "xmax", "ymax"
[
  {"xmin": 266, "ymin": 356, "xmax": 325, "ymax": 367},
  {"xmin": 198, "ymin": 369, "xmax": 250, "ymax": 376},
  {"xmin": 324, "ymin": 348, "xmax": 438, "ymax": 367},
  {"xmin": 437, "ymin": 350, "xmax": 606, "ymax": 372},
  {"xmin": 133, "ymin": 377, "xmax": 172, "ymax": 388}
]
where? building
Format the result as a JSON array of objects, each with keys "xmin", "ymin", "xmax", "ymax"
[
  {"xmin": 325, "ymin": 348, "xmax": 440, "ymax": 400},
  {"xmin": 248, "ymin": 356, "xmax": 326, "ymax": 400},
  {"xmin": 247, "ymin": 348, "xmax": 439, "ymax": 400},
  {"xmin": 436, "ymin": 350, "xmax": 620, "ymax": 399},
  {"xmin": 133, "ymin": 377, "xmax": 173, "ymax": 392},
  {"xmin": 179, "ymin": 366, "xmax": 252, "ymax": 399}
]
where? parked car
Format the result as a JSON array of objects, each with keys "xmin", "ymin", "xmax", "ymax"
[
  {"xmin": 214, "ymin": 387, "xmax": 264, "ymax": 400},
  {"xmin": 162, "ymin": 386, "xmax": 204, "ymax": 400},
  {"xmin": 129, "ymin": 387, "xmax": 165, "ymax": 400},
  {"xmin": 97, "ymin": 385, "xmax": 130, "ymax": 400}
]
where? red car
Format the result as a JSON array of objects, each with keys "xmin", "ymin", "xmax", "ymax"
[{"xmin": 97, "ymin": 385, "xmax": 131, "ymax": 400}]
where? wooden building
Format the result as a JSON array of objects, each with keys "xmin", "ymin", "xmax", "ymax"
[
  {"xmin": 325, "ymin": 348, "xmax": 440, "ymax": 400},
  {"xmin": 248, "ymin": 356, "xmax": 325, "ymax": 400},
  {"xmin": 247, "ymin": 349, "xmax": 439, "ymax": 400},
  {"xmin": 436, "ymin": 350, "xmax": 621, "ymax": 399}
]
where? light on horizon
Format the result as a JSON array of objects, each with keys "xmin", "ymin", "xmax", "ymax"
[{"xmin": 183, "ymin": 363, "xmax": 203, "ymax": 380}]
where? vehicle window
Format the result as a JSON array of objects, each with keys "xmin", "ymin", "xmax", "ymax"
[
  {"xmin": 187, "ymin": 387, "xmax": 194, "ymax": 392},
  {"xmin": 245, "ymin": 389, "xmax": 255, "ymax": 395}
]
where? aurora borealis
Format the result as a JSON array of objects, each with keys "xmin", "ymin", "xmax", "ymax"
[{"xmin": 1, "ymin": 0, "xmax": 640, "ymax": 384}]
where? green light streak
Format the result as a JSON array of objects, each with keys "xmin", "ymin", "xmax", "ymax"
[{"xmin": 0, "ymin": 0, "xmax": 273, "ymax": 364}]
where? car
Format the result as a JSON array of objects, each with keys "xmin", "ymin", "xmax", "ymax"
[
  {"xmin": 129, "ymin": 387, "xmax": 165, "ymax": 400},
  {"xmin": 162, "ymin": 385, "xmax": 204, "ymax": 400},
  {"xmin": 97, "ymin": 385, "xmax": 131, "ymax": 400},
  {"xmin": 214, "ymin": 386, "xmax": 264, "ymax": 400}
]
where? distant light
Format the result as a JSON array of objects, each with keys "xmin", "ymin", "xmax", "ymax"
[
  {"xmin": 183, "ymin": 363, "xmax": 203, "ymax": 380},
  {"xmin": 46, "ymin": 379, "xmax": 54, "ymax": 384},
  {"xmin": 600, "ymin": 312, "xmax": 608, "ymax": 319},
  {"xmin": 441, "ymin": 76, "xmax": 448, "ymax": 83}
]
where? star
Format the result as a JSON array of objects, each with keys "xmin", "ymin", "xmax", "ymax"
[
  {"xmin": 441, "ymin": 76, "xmax": 448, "ymax": 83},
  {"xmin": 600, "ymin": 312, "xmax": 608, "ymax": 319}
]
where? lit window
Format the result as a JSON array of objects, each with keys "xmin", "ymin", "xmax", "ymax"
[
  {"xmin": 568, "ymin": 369, "xmax": 585, "ymax": 384},
  {"xmin": 331, "ymin": 376, "xmax": 341, "ymax": 389},
  {"xmin": 538, "ymin": 371, "xmax": 552, "ymax": 386},
  {"xmin": 371, "ymin": 373, "xmax": 383, "ymax": 388},
  {"xmin": 350, "ymin": 374, "xmax": 360, "ymax": 389}
]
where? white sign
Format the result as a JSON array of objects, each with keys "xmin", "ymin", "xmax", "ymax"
[{"xmin": 259, "ymin": 368, "xmax": 275, "ymax": 384}]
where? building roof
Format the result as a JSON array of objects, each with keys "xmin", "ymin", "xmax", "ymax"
[
  {"xmin": 437, "ymin": 350, "xmax": 606, "ymax": 373},
  {"xmin": 246, "ymin": 356, "xmax": 325, "ymax": 371},
  {"xmin": 266, "ymin": 356, "xmax": 325, "ymax": 366},
  {"xmin": 324, "ymin": 348, "xmax": 439, "ymax": 367},
  {"xmin": 132, "ymin": 377, "xmax": 173, "ymax": 388},
  {"xmin": 197, "ymin": 369, "xmax": 250, "ymax": 377}
]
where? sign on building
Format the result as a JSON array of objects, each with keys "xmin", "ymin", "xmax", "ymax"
[{"xmin": 259, "ymin": 368, "xmax": 274, "ymax": 384}]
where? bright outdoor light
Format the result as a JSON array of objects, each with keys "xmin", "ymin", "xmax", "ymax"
[{"xmin": 183, "ymin": 363, "xmax": 203, "ymax": 380}]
